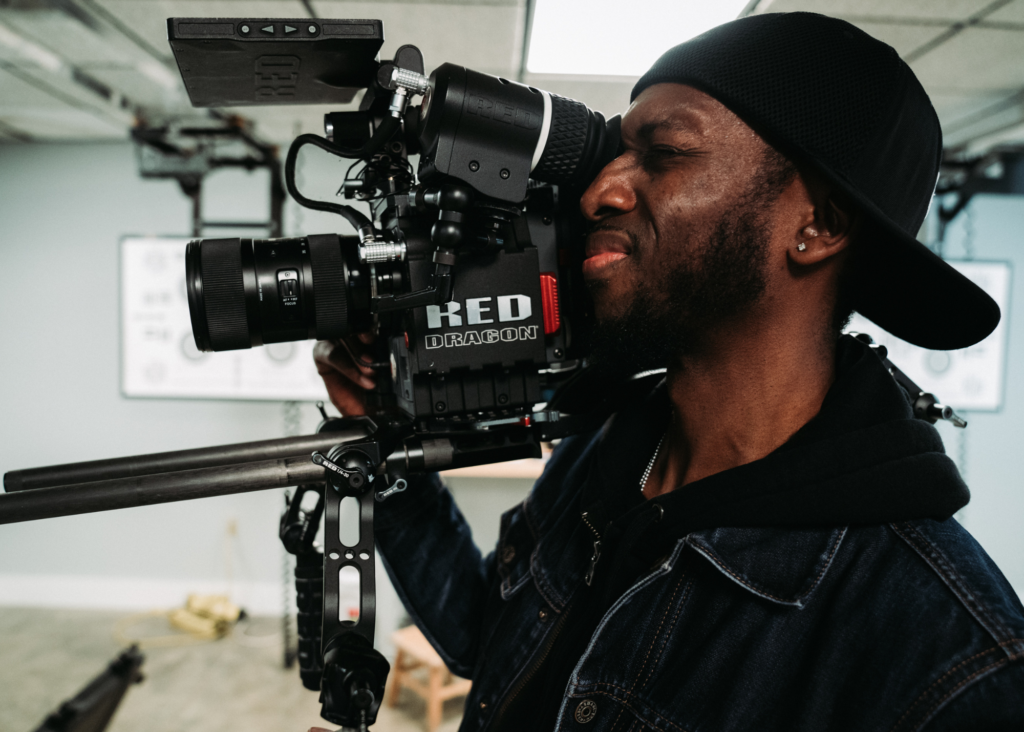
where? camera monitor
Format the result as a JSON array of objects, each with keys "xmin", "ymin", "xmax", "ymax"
[{"xmin": 167, "ymin": 18, "xmax": 384, "ymax": 106}]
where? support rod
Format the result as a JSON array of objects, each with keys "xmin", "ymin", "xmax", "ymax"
[
  {"xmin": 0, "ymin": 457, "xmax": 328, "ymax": 525},
  {"xmin": 4, "ymin": 425, "xmax": 371, "ymax": 493}
]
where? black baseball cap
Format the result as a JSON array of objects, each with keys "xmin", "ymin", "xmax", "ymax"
[{"xmin": 632, "ymin": 12, "xmax": 1000, "ymax": 350}]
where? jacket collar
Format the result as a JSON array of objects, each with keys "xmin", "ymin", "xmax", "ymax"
[{"xmin": 684, "ymin": 525, "xmax": 848, "ymax": 608}]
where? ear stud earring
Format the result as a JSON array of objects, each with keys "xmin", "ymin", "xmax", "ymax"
[{"xmin": 797, "ymin": 242, "xmax": 807, "ymax": 252}]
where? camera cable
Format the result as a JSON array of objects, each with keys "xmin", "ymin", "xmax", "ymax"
[{"xmin": 283, "ymin": 117, "xmax": 401, "ymax": 233}]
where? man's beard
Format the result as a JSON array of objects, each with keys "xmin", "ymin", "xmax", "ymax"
[{"xmin": 587, "ymin": 202, "xmax": 773, "ymax": 381}]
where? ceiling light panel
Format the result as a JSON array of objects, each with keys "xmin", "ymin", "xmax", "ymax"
[
  {"xmin": 313, "ymin": 2, "xmax": 523, "ymax": 76},
  {"xmin": 527, "ymin": 0, "xmax": 749, "ymax": 76}
]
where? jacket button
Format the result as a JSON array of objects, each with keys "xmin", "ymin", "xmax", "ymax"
[
  {"xmin": 479, "ymin": 701, "xmax": 487, "ymax": 710},
  {"xmin": 501, "ymin": 545, "xmax": 516, "ymax": 564},
  {"xmin": 574, "ymin": 699, "xmax": 597, "ymax": 723},
  {"xmin": 538, "ymin": 608, "xmax": 549, "ymax": 621}
]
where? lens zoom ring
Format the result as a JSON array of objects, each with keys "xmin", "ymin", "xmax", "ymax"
[
  {"xmin": 532, "ymin": 95, "xmax": 589, "ymax": 184},
  {"xmin": 201, "ymin": 239, "xmax": 251, "ymax": 350},
  {"xmin": 308, "ymin": 234, "xmax": 348, "ymax": 339}
]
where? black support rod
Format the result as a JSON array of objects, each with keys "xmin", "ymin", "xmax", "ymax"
[
  {"xmin": 0, "ymin": 457, "xmax": 328, "ymax": 525},
  {"xmin": 4, "ymin": 425, "xmax": 371, "ymax": 493}
]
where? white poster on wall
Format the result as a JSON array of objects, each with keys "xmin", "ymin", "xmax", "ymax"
[
  {"xmin": 121, "ymin": 236, "xmax": 330, "ymax": 401},
  {"xmin": 846, "ymin": 260, "xmax": 1012, "ymax": 412}
]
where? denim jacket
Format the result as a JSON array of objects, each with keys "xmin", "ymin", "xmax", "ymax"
[{"xmin": 376, "ymin": 341, "xmax": 1024, "ymax": 731}]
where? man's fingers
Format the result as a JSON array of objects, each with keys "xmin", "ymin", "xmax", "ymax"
[
  {"xmin": 313, "ymin": 341, "xmax": 375, "ymax": 388},
  {"xmin": 319, "ymin": 371, "xmax": 368, "ymax": 416},
  {"xmin": 326, "ymin": 339, "xmax": 377, "ymax": 380}
]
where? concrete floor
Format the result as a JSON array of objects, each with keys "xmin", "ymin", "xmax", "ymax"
[{"xmin": 0, "ymin": 607, "xmax": 465, "ymax": 732}]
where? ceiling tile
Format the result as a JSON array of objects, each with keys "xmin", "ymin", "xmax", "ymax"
[
  {"xmin": 1, "ymin": 65, "xmax": 133, "ymax": 126},
  {"xmin": 313, "ymin": 2, "xmax": 523, "ymax": 75},
  {"xmin": 753, "ymin": 0, "xmax": 994, "ymax": 22},
  {"xmin": 0, "ymin": 68, "xmax": 126, "ymax": 138},
  {"xmin": 911, "ymin": 26, "xmax": 1024, "ymax": 92},
  {"xmin": 0, "ymin": 66, "xmax": 74, "ymax": 111},
  {"xmin": 944, "ymin": 95, "xmax": 1024, "ymax": 147},
  {"xmin": 94, "ymin": 0, "xmax": 310, "ymax": 62},
  {"xmin": 1, "ymin": 108, "xmax": 126, "ymax": 139},
  {"xmin": 0, "ymin": 8, "xmax": 136, "ymax": 66},
  {"xmin": 931, "ymin": 90, "xmax": 1009, "ymax": 126},
  {"xmin": 984, "ymin": 0, "xmax": 1024, "ymax": 24},
  {"xmin": 845, "ymin": 20, "xmax": 944, "ymax": 55},
  {"xmin": 82, "ymin": 66, "xmax": 189, "ymax": 111}
]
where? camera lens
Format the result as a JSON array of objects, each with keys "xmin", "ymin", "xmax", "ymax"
[
  {"xmin": 531, "ymin": 96, "xmax": 621, "ymax": 190},
  {"xmin": 186, "ymin": 234, "xmax": 367, "ymax": 352}
]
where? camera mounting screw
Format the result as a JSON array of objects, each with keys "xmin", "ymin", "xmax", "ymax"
[
  {"xmin": 469, "ymin": 161, "xmax": 480, "ymax": 172},
  {"xmin": 500, "ymin": 168, "xmax": 510, "ymax": 179}
]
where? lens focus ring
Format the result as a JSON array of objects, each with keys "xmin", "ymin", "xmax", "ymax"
[
  {"xmin": 199, "ymin": 238, "xmax": 252, "ymax": 351},
  {"xmin": 531, "ymin": 95, "xmax": 590, "ymax": 185},
  {"xmin": 308, "ymin": 234, "xmax": 348, "ymax": 340}
]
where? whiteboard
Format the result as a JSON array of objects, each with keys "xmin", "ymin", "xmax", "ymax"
[
  {"xmin": 120, "ymin": 236, "xmax": 330, "ymax": 401},
  {"xmin": 846, "ymin": 260, "xmax": 1012, "ymax": 412}
]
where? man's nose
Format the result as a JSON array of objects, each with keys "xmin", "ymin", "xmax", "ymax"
[{"xmin": 580, "ymin": 155, "xmax": 637, "ymax": 221}]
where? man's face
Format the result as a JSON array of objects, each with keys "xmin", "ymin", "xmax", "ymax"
[{"xmin": 580, "ymin": 83, "xmax": 791, "ymax": 374}]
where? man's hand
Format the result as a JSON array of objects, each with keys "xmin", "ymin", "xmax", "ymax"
[{"xmin": 313, "ymin": 333, "xmax": 377, "ymax": 417}]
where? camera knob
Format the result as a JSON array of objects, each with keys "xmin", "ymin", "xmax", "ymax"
[{"xmin": 390, "ymin": 67, "xmax": 430, "ymax": 95}]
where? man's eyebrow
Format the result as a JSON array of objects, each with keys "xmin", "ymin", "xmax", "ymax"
[{"xmin": 634, "ymin": 119, "xmax": 693, "ymax": 142}]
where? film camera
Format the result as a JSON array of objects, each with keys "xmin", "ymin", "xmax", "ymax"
[{"xmin": 177, "ymin": 18, "xmax": 620, "ymax": 426}]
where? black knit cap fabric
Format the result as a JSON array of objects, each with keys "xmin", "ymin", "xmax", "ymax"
[{"xmin": 632, "ymin": 12, "xmax": 1000, "ymax": 350}]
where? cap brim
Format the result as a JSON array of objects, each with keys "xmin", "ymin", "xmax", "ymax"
[{"xmin": 843, "ymin": 189, "xmax": 1001, "ymax": 350}]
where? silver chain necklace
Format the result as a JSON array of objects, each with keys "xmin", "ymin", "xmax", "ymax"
[{"xmin": 640, "ymin": 432, "xmax": 667, "ymax": 493}]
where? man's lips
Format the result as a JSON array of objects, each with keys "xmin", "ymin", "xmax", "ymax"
[
  {"xmin": 583, "ymin": 252, "xmax": 628, "ymax": 275},
  {"xmin": 583, "ymin": 229, "xmax": 633, "ymax": 277}
]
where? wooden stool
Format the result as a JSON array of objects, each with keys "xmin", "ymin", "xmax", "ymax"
[{"xmin": 388, "ymin": 625, "xmax": 473, "ymax": 732}]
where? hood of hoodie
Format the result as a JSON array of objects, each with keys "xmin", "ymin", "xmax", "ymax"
[{"xmin": 577, "ymin": 334, "xmax": 969, "ymax": 591}]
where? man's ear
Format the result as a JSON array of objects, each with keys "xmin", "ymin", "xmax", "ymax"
[{"xmin": 790, "ymin": 172, "xmax": 860, "ymax": 266}]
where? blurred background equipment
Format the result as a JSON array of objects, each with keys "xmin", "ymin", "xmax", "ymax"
[
  {"xmin": 31, "ymin": 646, "xmax": 143, "ymax": 732},
  {"xmin": 132, "ymin": 115, "xmax": 284, "ymax": 238}
]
